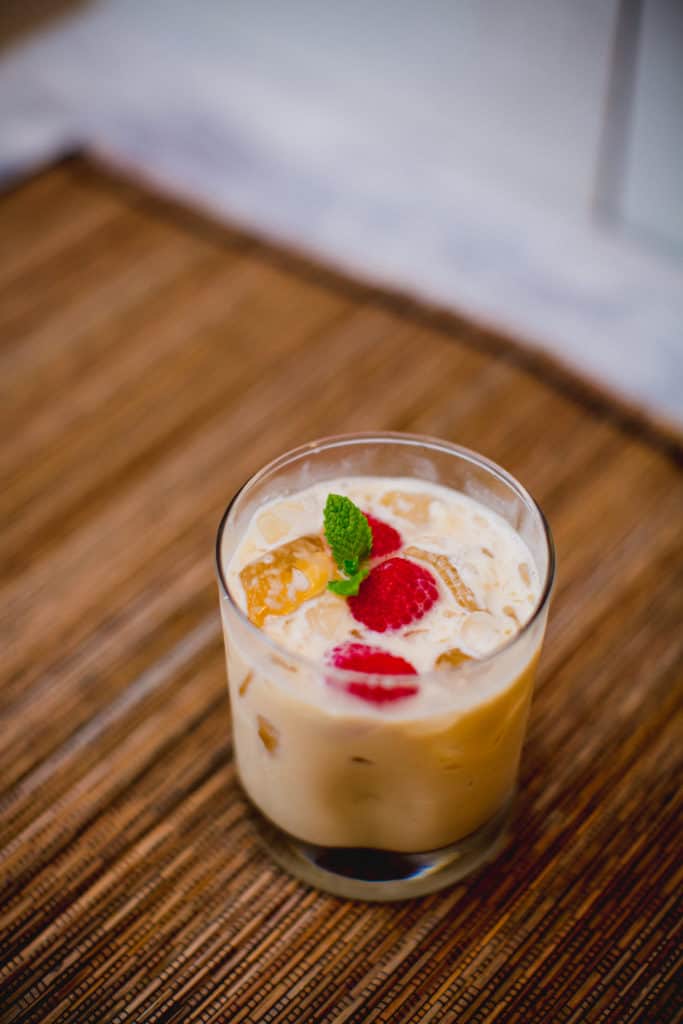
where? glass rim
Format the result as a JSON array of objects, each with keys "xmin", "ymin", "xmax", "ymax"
[{"xmin": 215, "ymin": 431, "xmax": 556, "ymax": 682}]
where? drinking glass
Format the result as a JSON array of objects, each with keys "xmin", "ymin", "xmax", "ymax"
[{"xmin": 216, "ymin": 433, "xmax": 555, "ymax": 900}]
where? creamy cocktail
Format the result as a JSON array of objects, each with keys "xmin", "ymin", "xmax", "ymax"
[{"xmin": 216, "ymin": 435, "xmax": 553, "ymax": 899}]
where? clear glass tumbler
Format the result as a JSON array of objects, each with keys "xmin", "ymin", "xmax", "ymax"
[{"xmin": 215, "ymin": 433, "xmax": 555, "ymax": 900}]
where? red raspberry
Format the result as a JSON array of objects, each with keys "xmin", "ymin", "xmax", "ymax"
[
  {"xmin": 327, "ymin": 642, "xmax": 418, "ymax": 704},
  {"xmin": 329, "ymin": 641, "xmax": 417, "ymax": 674},
  {"xmin": 363, "ymin": 511, "xmax": 402, "ymax": 558},
  {"xmin": 348, "ymin": 557, "xmax": 439, "ymax": 632}
]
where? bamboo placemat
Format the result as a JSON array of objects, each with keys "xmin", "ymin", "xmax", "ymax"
[{"xmin": 1, "ymin": 158, "xmax": 681, "ymax": 1024}]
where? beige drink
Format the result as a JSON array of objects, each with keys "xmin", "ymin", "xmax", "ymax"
[{"xmin": 216, "ymin": 435, "xmax": 553, "ymax": 898}]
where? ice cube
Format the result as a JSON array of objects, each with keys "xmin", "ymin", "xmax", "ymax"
[
  {"xmin": 238, "ymin": 670, "xmax": 253, "ymax": 697},
  {"xmin": 271, "ymin": 654, "xmax": 299, "ymax": 674},
  {"xmin": 518, "ymin": 562, "xmax": 532, "ymax": 586},
  {"xmin": 239, "ymin": 534, "xmax": 333, "ymax": 626},
  {"xmin": 503, "ymin": 604, "xmax": 521, "ymax": 626},
  {"xmin": 461, "ymin": 611, "xmax": 502, "ymax": 654},
  {"xmin": 257, "ymin": 715, "xmax": 279, "ymax": 753},
  {"xmin": 403, "ymin": 546, "xmax": 481, "ymax": 612},
  {"xmin": 380, "ymin": 490, "xmax": 433, "ymax": 525},
  {"xmin": 435, "ymin": 647, "xmax": 471, "ymax": 669},
  {"xmin": 257, "ymin": 501, "xmax": 305, "ymax": 544},
  {"xmin": 305, "ymin": 592, "xmax": 350, "ymax": 640}
]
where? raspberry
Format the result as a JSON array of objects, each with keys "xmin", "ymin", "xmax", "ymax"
[
  {"xmin": 347, "ymin": 557, "xmax": 439, "ymax": 632},
  {"xmin": 327, "ymin": 642, "xmax": 418, "ymax": 704},
  {"xmin": 363, "ymin": 512, "xmax": 402, "ymax": 558},
  {"xmin": 329, "ymin": 641, "xmax": 417, "ymax": 674}
]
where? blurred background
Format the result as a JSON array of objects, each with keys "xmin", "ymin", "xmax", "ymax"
[
  {"xmin": 1, "ymin": 0, "xmax": 682, "ymax": 429},
  {"xmin": 3, "ymin": 7, "xmax": 682, "ymax": 1018}
]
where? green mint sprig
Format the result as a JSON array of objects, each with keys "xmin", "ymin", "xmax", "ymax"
[
  {"xmin": 323, "ymin": 494, "xmax": 372, "ymax": 597},
  {"xmin": 327, "ymin": 566, "xmax": 370, "ymax": 596}
]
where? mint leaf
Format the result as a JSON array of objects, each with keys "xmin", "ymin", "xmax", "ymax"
[
  {"xmin": 324, "ymin": 494, "xmax": 372, "ymax": 569},
  {"xmin": 327, "ymin": 566, "xmax": 370, "ymax": 596}
]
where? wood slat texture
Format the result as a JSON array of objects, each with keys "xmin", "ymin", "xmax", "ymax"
[{"xmin": 1, "ymin": 158, "xmax": 682, "ymax": 1024}]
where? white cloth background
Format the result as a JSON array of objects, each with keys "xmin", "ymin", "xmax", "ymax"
[{"xmin": 1, "ymin": 0, "xmax": 682, "ymax": 429}]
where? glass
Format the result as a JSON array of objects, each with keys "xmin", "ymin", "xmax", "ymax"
[{"xmin": 215, "ymin": 433, "xmax": 555, "ymax": 900}]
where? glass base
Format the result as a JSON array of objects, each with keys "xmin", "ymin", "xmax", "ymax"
[{"xmin": 248, "ymin": 795, "xmax": 514, "ymax": 901}]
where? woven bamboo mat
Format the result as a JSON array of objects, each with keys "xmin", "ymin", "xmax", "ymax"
[{"xmin": 1, "ymin": 158, "xmax": 682, "ymax": 1024}]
